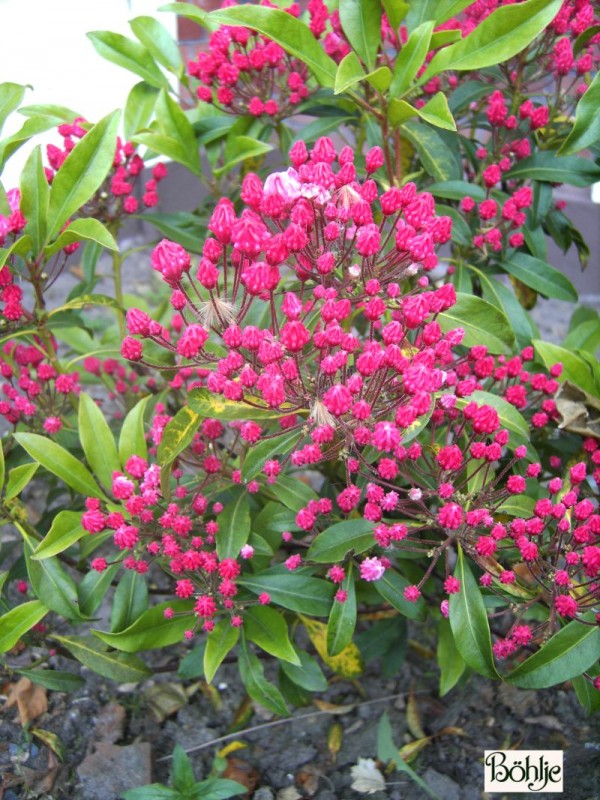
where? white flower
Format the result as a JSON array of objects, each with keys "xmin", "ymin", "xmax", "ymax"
[{"xmin": 350, "ymin": 758, "xmax": 386, "ymax": 794}]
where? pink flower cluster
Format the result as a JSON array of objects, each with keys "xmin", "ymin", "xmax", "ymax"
[{"xmin": 188, "ymin": 1, "xmax": 311, "ymax": 120}]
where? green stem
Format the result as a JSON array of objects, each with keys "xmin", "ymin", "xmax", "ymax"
[{"xmin": 112, "ymin": 249, "xmax": 126, "ymax": 339}]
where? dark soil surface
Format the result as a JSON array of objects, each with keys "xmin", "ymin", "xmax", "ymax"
[{"xmin": 2, "ymin": 630, "xmax": 599, "ymax": 800}]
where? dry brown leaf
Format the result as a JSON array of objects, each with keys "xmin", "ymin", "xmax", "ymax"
[
  {"xmin": 4, "ymin": 678, "xmax": 48, "ymax": 726},
  {"xmin": 143, "ymin": 682, "xmax": 189, "ymax": 722},
  {"xmin": 222, "ymin": 756, "xmax": 260, "ymax": 793},
  {"xmin": 313, "ymin": 699, "xmax": 355, "ymax": 715},
  {"xmin": 296, "ymin": 765, "xmax": 322, "ymax": 796}
]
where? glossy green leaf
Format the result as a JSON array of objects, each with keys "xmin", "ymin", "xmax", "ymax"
[
  {"xmin": 130, "ymin": 16, "xmax": 183, "ymax": 74},
  {"xmin": 375, "ymin": 568, "xmax": 427, "ymax": 620},
  {"xmin": 437, "ymin": 292, "xmax": 515, "ymax": 354},
  {"xmin": 429, "ymin": 181, "xmax": 486, "ymax": 202},
  {"xmin": 78, "ymin": 563, "xmax": 120, "ymax": 617},
  {"xmin": 507, "ymin": 614, "xmax": 600, "ymax": 689},
  {"xmin": 49, "ymin": 293, "xmax": 121, "ymax": 314},
  {"xmin": 87, "ymin": 31, "xmax": 169, "ymax": 88},
  {"xmin": 327, "ymin": 569, "xmax": 357, "ymax": 657},
  {"xmin": 141, "ymin": 211, "xmax": 204, "ymax": 253},
  {"xmin": 178, "ymin": 642, "xmax": 206, "ymax": 680},
  {"xmin": 204, "ymin": 619, "xmax": 240, "ymax": 683},
  {"xmin": 119, "ymin": 396, "xmax": 150, "ymax": 466},
  {"xmin": 430, "ymin": 29, "xmax": 462, "ymax": 48},
  {"xmin": 239, "ymin": 637, "xmax": 289, "ymax": 716},
  {"xmin": 215, "ymin": 487, "xmax": 251, "ymax": 560},
  {"xmin": 210, "ymin": 6, "xmax": 337, "ymax": 87},
  {"xmin": 242, "ymin": 428, "xmax": 303, "ymax": 483},
  {"xmin": 20, "ymin": 526, "xmax": 85, "ymax": 621},
  {"xmin": 449, "ymin": 547, "xmax": 498, "ymax": 679},
  {"xmin": 339, "ymin": 0, "xmax": 381, "ymax": 70},
  {"xmin": 188, "ymin": 388, "xmax": 299, "ymax": 421},
  {"xmin": 78, "ymin": 393, "xmax": 121, "ymax": 490},
  {"xmin": 334, "ymin": 52, "xmax": 365, "ymax": 95},
  {"xmin": 377, "ymin": 713, "xmax": 442, "ymax": 800},
  {"xmin": 239, "ymin": 570, "xmax": 334, "ymax": 617},
  {"xmin": 503, "ymin": 252, "xmax": 578, "ymax": 303},
  {"xmin": 110, "ymin": 570, "xmax": 149, "ymax": 633},
  {"xmin": 0, "ymin": 116, "xmax": 56, "ymax": 172},
  {"xmin": 15, "ymin": 668, "xmax": 85, "ymax": 693},
  {"xmin": 415, "ymin": 91, "xmax": 456, "ymax": 131},
  {"xmin": 279, "ymin": 650, "xmax": 328, "ymax": 692},
  {"xmin": 53, "ymin": 634, "xmax": 151, "ymax": 682},
  {"xmin": 390, "ymin": 21, "xmax": 434, "ymax": 98},
  {"xmin": 44, "ymin": 218, "xmax": 118, "ymax": 258},
  {"xmin": 0, "ymin": 600, "xmax": 48, "ymax": 654},
  {"xmin": 124, "ymin": 81, "xmax": 159, "ymax": 139},
  {"xmin": 388, "ymin": 99, "xmax": 419, "ymax": 127},
  {"xmin": 19, "ymin": 146, "xmax": 48, "ymax": 253},
  {"xmin": 159, "ymin": 2, "xmax": 216, "ymax": 31},
  {"xmin": 46, "ymin": 110, "xmax": 121, "ymax": 240},
  {"xmin": 402, "ymin": 120, "xmax": 461, "ymax": 180},
  {"xmin": 157, "ymin": 405, "xmax": 202, "ymax": 466},
  {"xmin": 437, "ymin": 618, "xmax": 467, "ymax": 696},
  {"xmin": 405, "ymin": 0, "xmax": 470, "ymax": 30},
  {"xmin": 92, "ymin": 600, "xmax": 194, "ymax": 652},
  {"xmin": 454, "ymin": 389, "xmax": 530, "ymax": 444},
  {"xmin": 572, "ymin": 669, "xmax": 600, "ymax": 716},
  {"xmin": 32, "ymin": 511, "xmax": 85, "ymax": 560},
  {"xmin": 559, "ymin": 71, "xmax": 600, "ymax": 155},
  {"xmin": 5, "ymin": 462, "xmax": 39, "ymax": 500},
  {"xmin": 0, "ymin": 82, "xmax": 26, "ymax": 134},
  {"xmin": 14, "ymin": 432, "xmax": 105, "ymax": 499},
  {"xmin": 139, "ymin": 89, "xmax": 201, "ymax": 175},
  {"xmin": 307, "ymin": 519, "xmax": 374, "ymax": 563},
  {"xmin": 533, "ymin": 340, "xmax": 597, "ymax": 395},
  {"xmin": 18, "ymin": 103, "xmax": 80, "ymax": 124},
  {"xmin": 505, "ymin": 151, "xmax": 600, "ymax": 187},
  {"xmin": 244, "ymin": 606, "xmax": 300, "ymax": 664},
  {"xmin": 214, "ymin": 135, "xmax": 273, "ymax": 177},
  {"xmin": 471, "ymin": 266, "xmax": 537, "ymax": 348},
  {"xmin": 564, "ymin": 318, "xmax": 600, "ymax": 354},
  {"xmin": 264, "ymin": 474, "xmax": 319, "ymax": 512},
  {"xmin": 422, "ymin": 0, "xmax": 562, "ymax": 80}
]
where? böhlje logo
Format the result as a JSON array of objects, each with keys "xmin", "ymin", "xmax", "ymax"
[{"xmin": 484, "ymin": 750, "xmax": 563, "ymax": 793}]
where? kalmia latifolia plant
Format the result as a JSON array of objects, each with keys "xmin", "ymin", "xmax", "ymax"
[{"xmin": 0, "ymin": 0, "xmax": 599, "ymax": 726}]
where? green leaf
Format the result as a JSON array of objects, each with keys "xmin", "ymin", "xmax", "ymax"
[
  {"xmin": 437, "ymin": 292, "xmax": 515, "ymax": 354},
  {"xmin": 14, "ymin": 432, "xmax": 105, "ymax": 499},
  {"xmin": 188, "ymin": 388, "xmax": 300, "ymax": 421},
  {"xmin": 142, "ymin": 89, "xmax": 201, "ymax": 175},
  {"xmin": 375, "ymin": 568, "xmax": 427, "ymax": 620},
  {"xmin": 78, "ymin": 393, "xmax": 121, "ymax": 490},
  {"xmin": 505, "ymin": 151, "xmax": 600, "ymax": 187},
  {"xmin": 405, "ymin": 0, "xmax": 471, "ymax": 30},
  {"xmin": 19, "ymin": 526, "xmax": 86, "ymax": 620},
  {"xmin": 402, "ymin": 120, "xmax": 461, "ymax": 180},
  {"xmin": 239, "ymin": 570, "xmax": 334, "ymax": 617},
  {"xmin": 327, "ymin": 569, "xmax": 357, "ymax": 657},
  {"xmin": 204, "ymin": 619, "xmax": 240, "ymax": 683},
  {"xmin": 502, "ymin": 252, "xmax": 578, "ymax": 303},
  {"xmin": 141, "ymin": 211, "xmax": 204, "ymax": 253},
  {"xmin": 159, "ymin": 3, "xmax": 216, "ymax": 31},
  {"xmin": 124, "ymin": 82, "xmax": 160, "ymax": 139},
  {"xmin": 572, "ymin": 669, "xmax": 600, "ymax": 716},
  {"xmin": 215, "ymin": 487, "xmax": 251, "ymax": 560},
  {"xmin": 535, "ymin": 339, "xmax": 599, "ymax": 395},
  {"xmin": 559, "ymin": 71, "xmax": 600, "ymax": 155},
  {"xmin": 415, "ymin": 92, "xmax": 456, "ymax": 131},
  {"xmin": 388, "ymin": 99, "xmax": 419, "ymax": 127},
  {"xmin": 49, "ymin": 293, "xmax": 121, "ymax": 314},
  {"xmin": 244, "ymin": 606, "xmax": 300, "ymax": 664},
  {"xmin": 214, "ymin": 135, "xmax": 273, "ymax": 177},
  {"xmin": 449, "ymin": 546, "xmax": 498, "ymax": 679},
  {"xmin": 130, "ymin": 16, "xmax": 183, "ymax": 74},
  {"xmin": 52, "ymin": 634, "xmax": 151, "ymax": 682},
  {"xmin": 16, "ymin": 668, "xmax": 85, "ymax": 693},
  {"xmin": 123, "ymin": 786, "xmax": 177, "ymax": 800},
  {"xmin": 119, "ymin": 396, "xmax": 150, "ymax": 466},
  {"xmin": 507, "ymin": 614, "xmax": 600, "ymax": 689},
  {"xmin": 239, "ymin": 637, "xmax": 289, "ymax": 716},
  {"xmin": 0, "ymin": 82, "xmax": 26, "ymax": 134},
  {"xmin": 170, "ymin": 743, "xmax": 196, "ymax": 793},
  {"xmin": 430, "ymin": 29, "xmax": 462, "ymax": 49},
  {"xmin": 78, "ymin": 563, "xmax": 120, "ymax": 617},
  {"xmin": 422, "ymin": 0, "xmax": 562, "ymax": 80},
  {"xmin": 18, "ymin": 103, "xmax": 80, "ymax": 124},
  {"xmin": 0, "ymin": 115, "xmax": 56, "ymax": 172},
  {"xmin": 5, "ymin": 462, "xmax": 39, "ymax": 500},
  {"xmin": 86, "ymin": 31, "xmax": 169, "ymax": 89},
  {"xmin": 46, "ymin": 110, "xmax": 121, "ymax": 240},
  {"xmin": 31, "ymin": 511, "xmax": 85, "ymax": 560},
  {"xmin": 339, "ymin": 0, "xmax": 382, "ymax": 70},
  {"xmin": 390, "ymin": 21, "xmax": 434, "ymax": 98},
  {"xmin": 210, "ymin": 6, "xmax": 337, "ymax": 87},
  {"xmin": 44, "ymin": 218, "xmax": 118, "ymax": 258},
  {"xmin": 157, "ymin": 405, "xmax": 202, "ymax": 466},
  {"xmin": 178, "ymin": 642, "xmax": 206, "ymax": 680},
  {"xmin": 19, "ymin": 146, "xmax": 48, "ymax": 253},
  {"xmin": 307, "ymin": 519, "xmax": 374, "ymax": 563},
  {"xmin": 437, "ymin": 618, "xmax": 467, "ymax": 696},
  {"xmin": 471, "ymin": 267, "xmax": 537, "ymax": 348},
  {"xmin": 377, "ymin": 713, "xmax": 442, "ymax": 800},
  {"xmin": 428, "ymin": 181, "xmax": 486, "ymax": 202},
  {"xmin": 279, "ymin": 650, "xmax": 328, "ymax": 692},
  {"xmin": 334, "ymin": 52, "xmax": 366, "ymax": 95},
  {"xmin": 110, "ymin": 570, "xmax": 149, "ymax": 633},
  {"xmin": 242, "ymin": 428, "xmax": 302, "ymax": 483},
  {"xmin": 93, "ymin": 600, "xmax": 194, "ymax": 652},
  {"xmin": 0, "ymin": 600, "xmax": 48, "ymax": 654},
  {"xmin": 454, "ymin": 390, "xmax": 530, "ymax": 445}
]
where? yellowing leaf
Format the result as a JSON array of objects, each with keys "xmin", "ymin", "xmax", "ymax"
[
  {"xmin": 218, "ymin": 741, "xmax": 247, "ymax": 758},
  {"xmin": 399, "ymin": 736, "xmax": 433, "ymax": 763},
  {"xmin": 300, "ymin": 615, "xmax": 363, "ymax": 678},
  {"xmin": 327, "ymin": 722, "xmax": 343, "ymax": 762},
  {"xmin": 407, "ymin": 692, "xmax": 426, "ymax": 739}
]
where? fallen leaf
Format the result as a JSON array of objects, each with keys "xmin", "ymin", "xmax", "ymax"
[
  {"xmin": 143, "ymin": 682, "xmax": 190, "ymax": 722},
  {"xmin": 218, "ymin": 741, "xmax": 247, "ymax": 758},
  {"xmin": 399, "ymin": 736, "xmax": 433, "ymax": 763},
  {"xmin": 222, "ymin": 756, "xmax": 260, "ymax": 793},
  {"xmin": 31, "ymin": 728, "xmax": 64, "ymax": 760},
  {"xmin": 327, "ymin": 722, "xmax": 343, "ymax": 763},
  {"xmin": 277, "ymin": 788, "xmax": 302, "ymax": 800},
  {"xmin": 406, "ymin": 692, "xmax": 426, "ymax": 739},
  {"xmin": 350, "ymin": 758, "xmax": 386, "ymax": 794},
  {"xmin": 524, "ymin": 715, "xmax": 563, "ymax": 732},
  {"xmin": 408, "ymin": 639, "xmax": 435, "ymax": 659},
  {"xmin": 229, "ymin": 695, "xmax": 253, "ymax": 731},
  {"xmin": 314, "ymin": 699, "xmax": 356, "ymax": 715},
  {"xmin": 296, "ymin": 765, "xmax": 322, "ymax": 796},
  {"xmin": 4, "ymin": 678, "xmax": 48, "ymax": 726}
]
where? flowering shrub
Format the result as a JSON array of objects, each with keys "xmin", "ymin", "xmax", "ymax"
[{"xmin": 0, "ymin": 0, "xmax": 599, "ymax": 726}]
